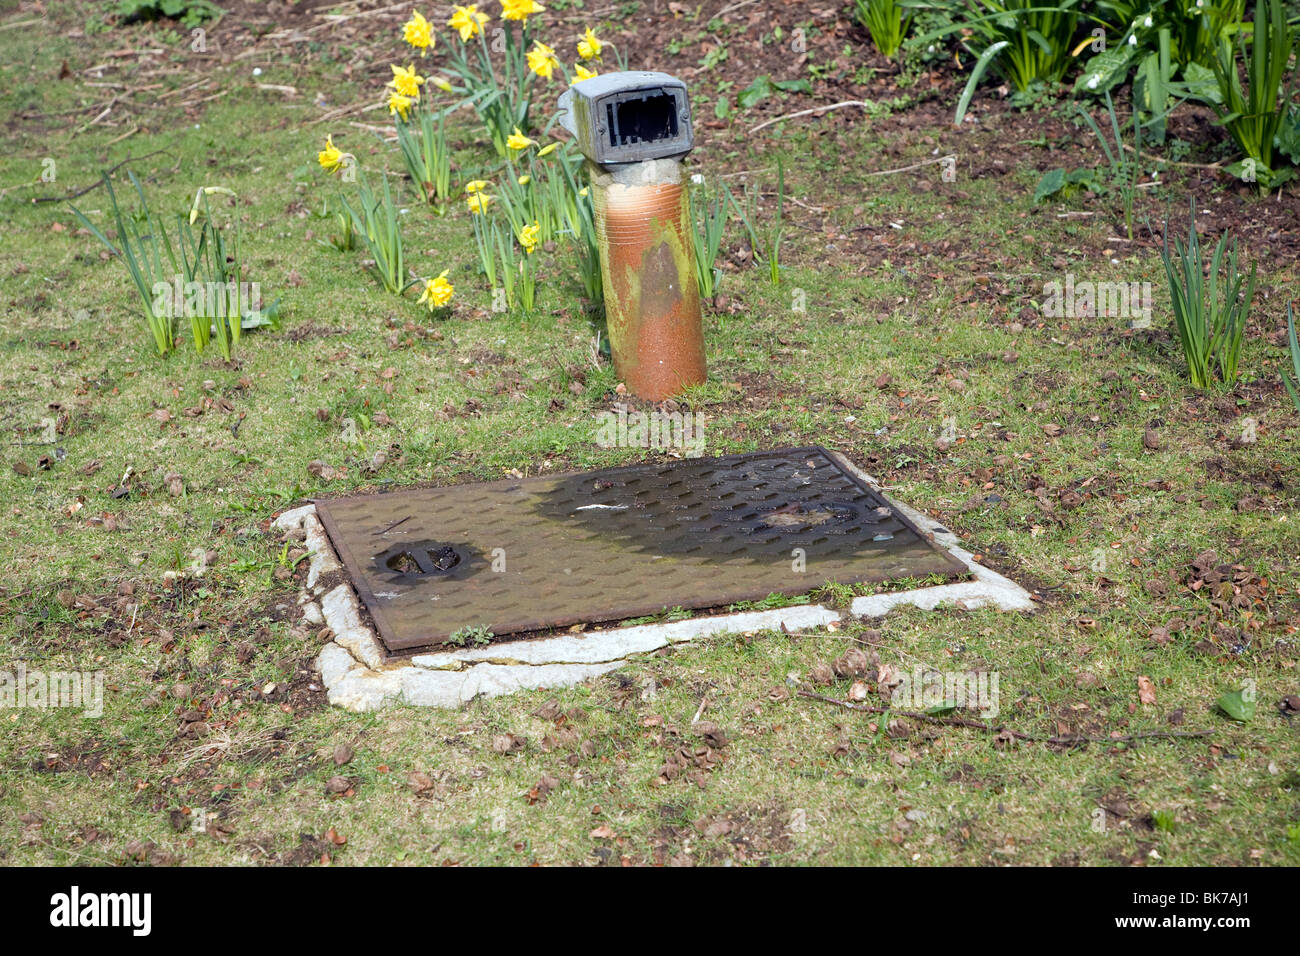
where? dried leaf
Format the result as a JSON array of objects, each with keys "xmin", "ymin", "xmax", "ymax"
[{"xmin": 1137, "ymin": 675, "xmax": 1157, "ymax": 706}]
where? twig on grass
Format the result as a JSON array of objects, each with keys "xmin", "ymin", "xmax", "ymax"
[
  {"xmin": 749, "ymin": 100, "xmax": 872, "ymax": 134},
  {"xmin": 30, "ymin": 148, "xmax": 175, "ymax": 203},
  {"xmin": 864, "ymin": 154, "xmax": 957, "ymax": 177},
  {"xmin": 106, "ymin": 125, "xmax": 140, "ymax": 146},
  {"xmin": 1119, "ymin": 143, "xmax": 1223, "ymax": 170},
  {"xmin": 797, "ymin": 690, "xmax": 1214, "ymax": 747}
]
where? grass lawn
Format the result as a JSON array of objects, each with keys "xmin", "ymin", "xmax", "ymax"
[{"xmin": 0, "ymin": 0, "xmax": 1298, "ymax": 867}]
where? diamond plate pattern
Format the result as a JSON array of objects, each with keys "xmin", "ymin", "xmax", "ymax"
[{"xmin": 314, "ymin": 447, "xmax": 965, "ymax": 655}]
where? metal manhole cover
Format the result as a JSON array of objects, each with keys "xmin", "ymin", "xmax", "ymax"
[{"xmin": 314, "ymin": 447, "xmax": 965, "ymax": 655}]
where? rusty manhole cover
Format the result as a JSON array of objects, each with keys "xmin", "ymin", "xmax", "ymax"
[{"xmin": 314, "ymin": 447, "xmax": 965, "ymax": 655}]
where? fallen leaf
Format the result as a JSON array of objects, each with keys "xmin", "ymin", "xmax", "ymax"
[
  {"xmin": 692, "ymin": 721, "xmax": 727, "ymax": 748},
  {"xmin": 492, "ymin": 733, "xmax": 526, "ymax": 754},
  {"xmin": 1137, "ymin": 675, "xmax": 1157, "ymax": 706},
  {"xmin": 833, "ymin": 647, "xmax": 871, "ymax": 679}
]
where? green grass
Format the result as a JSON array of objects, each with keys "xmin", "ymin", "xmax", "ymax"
[{"xmin": 0, "ymin": 5, "xmax": 1298, "ymax": 867}]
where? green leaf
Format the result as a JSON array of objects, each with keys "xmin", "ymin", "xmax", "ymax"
[
  {"xmin": 772, "ymin": 78, "xmax": 812, "ymax": 93},
  {"xmin": 714, "ymin": 96, "xmax": 732, "ymax": 120},
  {"xmin": 1285, "ymin": 305, "xmax": 1300, "ymax": 414},
  {"xmin": 1033, "ymin": 167, "xmax": 1066, "ymax": 203},
  {"xmin": 953, "ymin": 40, "xmax": 1007, "ymax": 127},
  {"xmin": 1216, "ymin": 687, "xmax": 1256, "ymax": 722},
  {"xmin": 737, "ymin": 76, "xmax": 773, "ymax": 109},
  {"xmin": 1072, "ymin": 44, "xmax": 1135, "ymax": 96},
  {"xmin": 1274, "ymin": 109, "xmax": 1300, "ymax": 165},
  {"xmin": 1179, "ymin": 62, "xmax": 1222, "ymax": 105}
]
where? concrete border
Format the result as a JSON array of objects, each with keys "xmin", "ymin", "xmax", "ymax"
[{"xmin": 274, "ymin": 466, "xmax": 1032, "ymax": 712}]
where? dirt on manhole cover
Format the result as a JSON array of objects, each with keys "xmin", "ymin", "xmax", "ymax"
[{"xmin": 314, "ymin": 446, "xmax": 965, "ymax": 655}]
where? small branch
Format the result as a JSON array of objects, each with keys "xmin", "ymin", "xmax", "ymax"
[
  {"xmin": 312, "ymin": 100, "xmax": 386, "ymax": 126},
  {"xmin": 865, "ymin": 154, "xmax": 957, "ymax": 178},
  {"xmin": 106, "ymin": 125, "xmax": 140, "ymax": 146},
  {"xmin": 30, "ymin": 149, "xmax": 174, "ymax": 203},
  {"xmin": 797, "ymin": 690, "xmax": 1213, "ymax": 746},
  {"xmin": 749, "ymin": 101, "xmax": 872, "ymax": 134},
  {"xmin": 1119, "ymin": 143, "xmax": 1223, "ymax": 170},
  {"xmin": 256, "ymin": 83, "xmax": 298, "ymax": 97},
  {"xmin": 691, "ymin": 694, "xmax": 709, "ymax": 725}
]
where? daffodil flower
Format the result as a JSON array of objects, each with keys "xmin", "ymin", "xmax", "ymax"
[
  {"xmin": 187, "ymin": 185, "xmax": 235, "ymax": 224},
  {"xmin": 465, "ymin": 180, "xmax": 489, "ymax": 194},
  {"xmin": 417, "ymin": 270, "xmax": 454, "ymax": 310},
  {"xmin": 388, "ymin": 64, "xmax": 425, "ymax": 99},
  {"xmin": 403, "ymin": 11, "xmax": 434, "ymax": 53},
  {"xmin": 518, "ymin": 222, "xmax": 540, "ymax": 254},
  {"xmin": 388, "ymin": 91, "xmax": 415, "ymax": 120},
  {"xmin": 467, "ymin": 192, "xmax": 494, "ymax": 214},
  {"xmin": 318, "ymin": 135, "xmax": 347, "ymax": 174},
  {"xmin": 501, "ymin": 0, "xmax": 545, "ymax": 22},
  {"xmin": 577, "ymin": 26, "xmax": 603, "ymax": 61},
  {"xmin": 449, "ymin": 4, "xmax": 488, "ymax": 41},
  {"xmin": 429, "ymin": 75, "xmax": 453, "ymax": 93},
  {"xmin": 518, "ymin": 174, "xmax": 531, "ymax": 185},
  {"xmin": 507, "ymin": 127, "xmax": 537, "ymax": 151},
  {"xmin": 571, "ymin": 62, "xmax": 598, "ymax": 85},
  {"xmin": 527, "ymin": 41, "xmax": 559, "ymax": 80},
  {"xmin": 537, "ymin": 142, "xmax": 559, "ymax": 157}
]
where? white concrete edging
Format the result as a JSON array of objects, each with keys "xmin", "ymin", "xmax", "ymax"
[{"xmin": 273, "ymin": 464, "xmax": 1033, "ymax": 712}]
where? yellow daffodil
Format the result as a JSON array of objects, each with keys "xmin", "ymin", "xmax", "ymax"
[
  {"xmin": 403, "ymin": 11, "xmax": 434, "ymax": 53},
  {"xmin": 507, "ymin": 127, "xmax": 537, "ymax": 151},
  {"xmin": 518, "ymin": 174, "xmax": 531, "ymax": 185},
  {"xmin": 467, "ymin": 192, "xmax": 494, "ymax": 214},
  {"xmin": 578, "ymin": 186, "xmax": 588, "ymax": 197},
  {"xmin": 537, "ymin": 142, "xmax": 559, "ymax": 157},
  {"xmin": 501, "ymin": 0, "xmax": 544, "ymax": 22},
  {"xmin": 418, "ymin": 270, "xmax": 454, "ymax": 309},
  {"xmin": 464, "ymin": 179, "xmax": 489, "ymax": 194},
  {"xmin": 388, "ymin": 64, "xmax": 425, "ymax": 99},
  {"xmin": 570, "ymin": 62, "xmax": 597, "ymax": 85},
  {"xmin": 388, "ymin": 91, "xmax": 415, "ymax": 120},
  {"xmin": 577, "ymin": 27, "xmax": 602, "ymax": 60},
  {"xmin": 429, "ymin": 74, "xmax": 453, "ymax": 93},
  {"xmin": 449, "ymin": 4, "xmax": 488, "ymax": 41},
  {"xmin": 527, "ymin": 41, "xmax": 559, "ymax": 80},
  {"xmin": 318, "ymin": 135, "xmax": 346, "ymax": 173},
  {"xmin": 518, "ymin": 222, "xmax": 540, "ymax": 254}
]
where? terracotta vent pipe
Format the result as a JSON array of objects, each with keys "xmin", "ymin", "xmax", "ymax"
[{"xmin": 558, "ymin": 72, "xmax": 707, "ymax": 402}]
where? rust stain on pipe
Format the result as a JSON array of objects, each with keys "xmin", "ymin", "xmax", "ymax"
[{"xmin": 592, "ymin": 163, "xmax": 706, "ymax": 402}]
